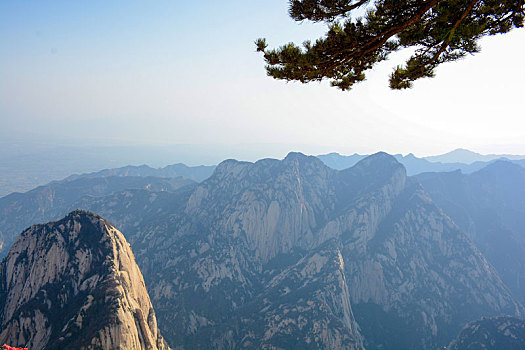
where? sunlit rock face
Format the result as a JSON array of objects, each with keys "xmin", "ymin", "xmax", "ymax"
[{"xmin": 0, "ymin": 210, "xmax": 171, "ymax": 350}]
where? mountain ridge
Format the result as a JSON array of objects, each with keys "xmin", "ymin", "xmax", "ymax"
[
  {"xmin": 1, "ymin": 152, "xmax": 524, "ymax": 348},
  {"xmin": 448, "ymin": 316, "xmax": 525, "ymax": 350},
  {"xmin": 317, "ymin": 150, "xmax": 525, "ymax": 175},
  {"xmin": 125, "ymin": 152, "xmax": 523, "ymax": 348},
  {"xmin": 63, "ymin": 163, "xmax": 216, "ymax": 183}
]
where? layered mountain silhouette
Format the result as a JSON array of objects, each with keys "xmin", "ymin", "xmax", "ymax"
[
  {"xmin": 424, "ymin": 148, "xmax": 525, "ymax": 164},
  {"xmin": 63, "ymin": 163, "xmax": 216, "ymax": 183},
  {"xmin": 1, "ymin": 152, "xmax": 524, "ymax": 349},
  {"xmin": 0, "ymin": 210, "xmax": 171, "ymax": 349},
  {"xmin": 317, "ymin": 150, "xmax": 525, "ymax": 175}
]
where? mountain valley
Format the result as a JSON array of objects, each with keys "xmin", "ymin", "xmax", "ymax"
[{"xmin": 1, "ymin": 152, "xmax": 524, "ymax": 349}]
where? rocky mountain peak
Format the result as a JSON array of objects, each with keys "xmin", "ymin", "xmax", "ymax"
[
  {"xmin": 0, "ymin": 211, "xmax": 171, "ymax": 350},
  {"xmin": 282, "ymin": 152, "xmax": 330, "ymax": 173},
  {"xmin": 283, "ymin": 151, "xmax": 319, "ymax": 163},
  {"xmin": 210, "ymin": 152, "xmax": 327, "ymax": 181},
  {"xmin": 336, "ymin": 152, "xmax": 407, "ymax": 203},
  {"xmin": 209, "ymin": 158, "xmax": 251, "ymax": 179},
  {"xmin": 352, "ymin": 152, "xmax": 404, "ymax": 173}
]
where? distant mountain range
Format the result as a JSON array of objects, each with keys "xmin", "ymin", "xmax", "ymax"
[
  {"xmin": 0, "ymin": 145, "xmax": 216, "ymax": 197},
  {"xmin": 54, "ymin": 150, "xmax": 525, "ymax": 186},
  {"xmin": 2, "ymin": 146, "xmax": 523, "ymax": 198},
  {"xmin": 1, "ymin": 152, "xmax": 524, "ymax": 348},
  {"xmin": 317, "ymin": 149, "xmax": 525, "ymax": 175},
  {"xmin": 62, "ymin": 163, "xmax": 216, "ymax": 183},
  {"xmin": 424, "ymin": 148, "xmax": 525, "ymax": 164}
]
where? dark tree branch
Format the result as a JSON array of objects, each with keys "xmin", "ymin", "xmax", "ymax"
[{"xmin": 257, "ymin": 0, "xmax": 525, "ymax": 90}]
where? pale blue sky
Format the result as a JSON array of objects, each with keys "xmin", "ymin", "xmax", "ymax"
[{"xmin": 1, "ymin": 1, "xmax": 524, "ymax": 159}]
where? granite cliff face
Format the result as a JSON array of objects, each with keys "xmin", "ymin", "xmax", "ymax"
[
  {"xmin": 0, "ymin": 210, "xmax": 171, "ymax": 350},
  {"xmin": 1, "ymin": 153, "xmax": 524, "ymax": 349},
  {"xmin": 125, "ymin": 153, "xmax": 522, "ymax": 349}
]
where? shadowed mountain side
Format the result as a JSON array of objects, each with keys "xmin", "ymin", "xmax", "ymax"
[
  {"xmin": 349, "ymin": 178, "xmax": 520, "ymax": 348},
  {"xmin": 448, "ymin": 316, "xmax": 525, "ymax": 350},
  {"xmin": 416, "ymin": 161, "xmax": 525, "ymax": 305}
]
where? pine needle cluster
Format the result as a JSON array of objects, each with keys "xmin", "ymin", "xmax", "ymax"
[{"xmin": 256, "ymin": 0, "xmax": 525, "ymax": 90}]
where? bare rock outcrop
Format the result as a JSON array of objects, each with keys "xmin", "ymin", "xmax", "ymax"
[
  {"xmin": 129, "ymin": 152, "xmax": 523, "ymax": 348},
  {"xmin": 0, "ymin": 210, "xmax": 171, "ymax": 350},
  {"xmin": 1, "ymin": 153, "xmax": 524, "ymax": 349}
]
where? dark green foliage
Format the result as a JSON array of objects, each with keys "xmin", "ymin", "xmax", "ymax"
[{"xmin": 257, "ymin": 0, "xmax": 525, "ymax": 90}]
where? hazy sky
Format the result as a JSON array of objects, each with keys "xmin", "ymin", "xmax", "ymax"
[{"xmin": 1, "ymin": 0, "xmax": 524, "ymax": 158}]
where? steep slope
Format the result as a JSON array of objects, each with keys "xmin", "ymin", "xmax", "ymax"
[
  {"xmin": 448, "ymin": 316, "xmax": 525, "ymax": 350},
  {"xmin": 416, "ymin": 161, "xmax": 525, "ymax": 304},
  {"xmin": 0, "ymin": 176, "xmax": 195, "ymax": 258},
  {"xmin": 229, "ymin": 241, "xmax": 364, "ymax": 349},
  {"xmin": 346, "ymin": 178, "xmax": 519, "ymax": 348},
  {"xmin": 130, "ymin": 153, "xmax": 367, "ymax": 349},
  {"xmin": 127, "ymin": 152, "xmax": 522, "ymax": 349},
  {"xmin": 2, "ymin": 153, "xmax": 523, "ymax": 349},
  {"xmin": 0, "ymin": 210, "xmax": 171, "ymax": 350}
]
